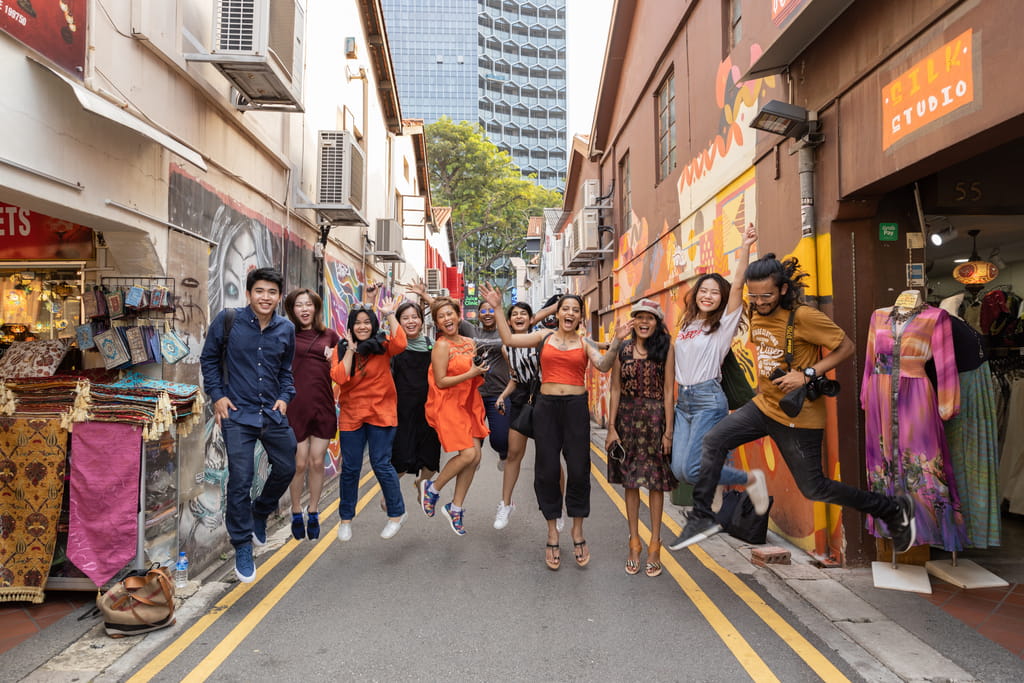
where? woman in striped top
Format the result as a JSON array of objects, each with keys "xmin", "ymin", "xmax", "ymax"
[{"xmin": 493, "ymin": 302, "xmax": 541, "ymax": 530}]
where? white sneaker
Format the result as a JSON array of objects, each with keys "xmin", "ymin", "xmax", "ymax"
[
  {"xmin": 337, "ymin": 522, "xmax": 352, "ymax": 542},
  {"xmin": 380, "ymin": 513, "xmax": 407, "ymax": 539},
  {"xmin": 711, "ymin": 485, "xmax": 725, "ymax": 513},
  {"xmin": 493, "ymin": 501, "xmax": 515, "ymax": 530},
  {"xmin": 556, "ymin": 513, "xmax": 566, "ymax": 533},
  {"xmin": 747, "ymin": 469, "xmax": 769, "ymax": 515},
  {"xmin": 497, "ymin": 458, "xmax": 506, "ymax": 472}
]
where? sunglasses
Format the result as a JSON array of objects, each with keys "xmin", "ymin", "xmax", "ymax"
[{"xmin": 350, "ymin": 303, "xmax": 374, "ymax": 312}]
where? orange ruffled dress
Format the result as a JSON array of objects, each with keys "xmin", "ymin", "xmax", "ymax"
[{"xmin": 426, "ymin": 335, "xmax": 488, "ymax": 452}]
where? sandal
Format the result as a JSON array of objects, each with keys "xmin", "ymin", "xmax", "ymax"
[
  {"xmin": 625, "ymin": 536, "xmax": 642, "ymax": 575},
  {"xmin": 573, "ymin": 539, "xmax": 590, "ymax": 567},
  {"xmin": 545, "ymin": 543, "xmax": 561, "ymax": 571},
  {"xmin": 645, "ymin": 541, "xmax": 663, "ymax": 578}
]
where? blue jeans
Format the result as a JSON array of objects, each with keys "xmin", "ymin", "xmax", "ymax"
[
  {"xmin": 482, "ymin": 395, "xmax": 510, "ymax": 459},
  {"xmin": 691, "ymin": 401, "xmax": 899, "ymax": 524},
  {"xmin": 671, "ymin": 380, "xmax": 748, "ymax": 487},
  {"xmin": 338, "ymin": 424, "xmax": 405, "ymax": 519},
  {"xmin": 222, "ymin": 419, "xmax": 297, "ymax": 547}
]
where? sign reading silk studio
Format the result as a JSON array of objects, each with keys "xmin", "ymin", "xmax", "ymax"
[{"xmin": 881, "ymin": 28, "xmax": 975, "ymax": 150}]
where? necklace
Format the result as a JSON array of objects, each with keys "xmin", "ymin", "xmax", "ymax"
[{"xmin": 888, "ymin": 303, "xmax": 926, "ymax": 325}]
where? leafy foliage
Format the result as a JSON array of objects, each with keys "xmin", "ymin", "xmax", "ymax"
[{"xmin": 425, "ymin": 118, "xmax": 562, "ymax": 285}]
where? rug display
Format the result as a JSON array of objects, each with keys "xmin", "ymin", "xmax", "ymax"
[
  {"xmin": 68, "ymin": 422, "xmax": 142, "ymax": 588},
  {"xmin": 0, "ymin": 417, "xmax": 67, "ymax": 603}
]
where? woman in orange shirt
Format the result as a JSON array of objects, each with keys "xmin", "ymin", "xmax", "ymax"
[
  {"xmin": 482, "ymin": 285, "xmax": 628, "ymax": 569},
  {"xmin": 331, "ymin": 296, "xmax": 408, "ymax": 542},
  {"xmin": 421, "ymin": 297, "xmax": 489, "ymax": 536}
]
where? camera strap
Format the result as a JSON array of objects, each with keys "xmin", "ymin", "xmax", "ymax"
[{"xmin": 783, "ymin": 306, "xmax": 798, "ymax": 370}]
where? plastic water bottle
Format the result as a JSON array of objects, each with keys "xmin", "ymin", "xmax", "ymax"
[{"xmin": 174, "ymin": 551, "xmax": 189, "ymax": 589}]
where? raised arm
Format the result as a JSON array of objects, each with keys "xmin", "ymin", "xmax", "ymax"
[
  {"xmin": 726, "ymin": 223, "xmax": 758, "ymax": 314},
  {"xmin": 480, "ymin": 283, "xmax": 547, "ymax": 348},
  {"xmin": 586, "ymin": 318, "xmax": 632, "ymax": 372}
]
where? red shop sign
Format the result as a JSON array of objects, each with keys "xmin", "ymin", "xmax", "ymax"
[{"xmin": 0, "ymin": 200, "xmax": 94, "ymax": 260}]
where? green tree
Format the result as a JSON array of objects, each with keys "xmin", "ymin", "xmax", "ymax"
[{"xmin": 425, "ymin": 118, "xmax": 562, "ymax": 292}]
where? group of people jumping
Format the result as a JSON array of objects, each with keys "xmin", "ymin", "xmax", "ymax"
[{"xmin": 202, "ymin": 222, "xmax": 917, "ymax": 585}]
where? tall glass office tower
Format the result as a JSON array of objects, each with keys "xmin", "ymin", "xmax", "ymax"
[{"xmin": 383, "ymin": 0, "xmax": 568, "ymax": 192}]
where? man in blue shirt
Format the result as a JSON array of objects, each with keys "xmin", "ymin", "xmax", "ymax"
[{"xmin": 201, "ymin": 267, "xmax": 297, "ymax": 583}]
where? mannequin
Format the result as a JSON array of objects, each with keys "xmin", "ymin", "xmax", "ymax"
[{"xmin": 861, "ymin": 295, "xmax": 967, "ymax": 550}]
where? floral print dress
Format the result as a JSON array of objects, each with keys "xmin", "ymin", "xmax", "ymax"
[
  {"xmin": 609, "ymin": 341, "xmax": 677, "ymax": 492},
  {"xmin": 861, "ymin": 306, "xmax": 967, "ymax": 550}
]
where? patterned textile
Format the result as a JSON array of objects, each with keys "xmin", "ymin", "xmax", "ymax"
[
  {"xmin": 68, "ymin": 422, "xmax": 142, "ymax": 587},
  {"xmin": 608, "ymin": 342, "xmax": 677, "ymax": 492},
  {"xmin": 0, "ymin": 340, "xmax": 69, "ymax": 379},
  {"xmin": 0, "ymin": 418, "xmax": 67, "ymax": 603},
  {"xmin": 861, "ymin": 306, "xmax": 967, "ymax": 550},
  {"xmin": 944, "ymin": 363, "xmax": 1001, "ymax": 548}
]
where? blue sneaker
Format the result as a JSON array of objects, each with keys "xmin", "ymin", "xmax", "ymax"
[
  {"xmin": 291, "ymin": 512, "xmax": 304, "ymax": 541},
  {"xmin": 306, "ymin": 511, "xmax": 320, "ymax": 540},
  {"xmin": 234, "ymin": 543, "xmax": 256, "ymax": 583},
  {"xmin": 442, "ymin": 503, "xmax": 466, "ymax": 536},
  {"xmin": 252, "ymin": 514, "xmax": 267, "ymax": 546},
  {"xmin": 421, "ymin": 479, "xmax": 439, "ymax": 518}
]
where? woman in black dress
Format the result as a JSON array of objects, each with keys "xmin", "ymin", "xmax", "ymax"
[
  {"xmin": 391, "ymin": 301, "xmax": 442, "ymax": 497},
  {"xmin": 284, "ymin": 289, "xmax": 340, "ymax": 541}
]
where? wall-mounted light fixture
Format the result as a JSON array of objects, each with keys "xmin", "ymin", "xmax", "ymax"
[
  {"xmin": 929, "ymin": 225, "xmax": 958, "ymax": 246},
  {"xmin": 749, "ymin": 100, "xmax": 812, "ymax": 139}
]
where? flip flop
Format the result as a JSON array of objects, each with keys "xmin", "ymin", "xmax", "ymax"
[
  {"xmin": 545, "ymin": 543, "xmax": 561, "ymax": 571},
  {"xmin": 573, "ymin": 539, "xmax": 590, "ymax": 567}
]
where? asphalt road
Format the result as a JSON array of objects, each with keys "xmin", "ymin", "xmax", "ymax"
[{"xmin": 120, "ymin": 440, "xmax": 867, "ymax": 682}]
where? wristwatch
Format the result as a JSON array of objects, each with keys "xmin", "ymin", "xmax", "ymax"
[{"xmin": 803, "ymin": 367, "xmax": 817, "ymax": 380}]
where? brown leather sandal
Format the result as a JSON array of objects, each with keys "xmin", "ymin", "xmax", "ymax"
[
  {"xmin": 545, "ymin": 543, "xmax": 561, "ymax": 571},
  {"xmin": 625, "ymin": 536, "xmax": 642, "ymax": 575},
  {"xmin": 645, "ymin": 540, "xmax": 663, "ymax": 578}
]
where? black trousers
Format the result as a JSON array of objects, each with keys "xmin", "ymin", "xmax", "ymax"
[
  {"xmin": 532, "ymin": 393, "xmax": 591, "ymax": 520},
  {"xmin": 692, "ymin": 401, "xmax": 899, "ymax": 525}
]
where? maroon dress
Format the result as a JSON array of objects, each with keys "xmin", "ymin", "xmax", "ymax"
[{"xmin": 288, "ymin": 328, "xmax": 340, "ymax": 441}]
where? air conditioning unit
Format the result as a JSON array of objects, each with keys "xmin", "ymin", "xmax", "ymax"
[
  {"xmin": 547, "ymin": 235, "xmax": 564, "ymax": 275},
  {"xmin": 582, "ymin": 178, "xmax": 600, "ymax": 208},
  {"xmin": 439, "ymin": 288, "xmax": 451, "ymax": 297},
  {"xmin": 312, "ymin": 131, "xmax": 366, "ymax": 225},
  {"xmin": 424, "ymin": 268, "xmax": 443, "ymax": 293},
  {"xmin": 565, "ymin": 210, "xmax": 603, "ymax": 266},
  {"xmin": 559, "ymin": 229, "xmax": 589, "ymax": 275},
  {"xmin": 372, "ymin": 219, "xmax": 404, "ymax": 262},
  {"xmin": 186, "ymin": 0, "xmax": 305, "ymax": 111}
]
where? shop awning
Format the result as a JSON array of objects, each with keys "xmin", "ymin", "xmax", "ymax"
[{"xmin": 30, "ymin": 58, "xmax": 207, "ymax": 172}]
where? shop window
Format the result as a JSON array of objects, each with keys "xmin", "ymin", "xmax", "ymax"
[{"xmin": 0, "ymin": 268, "xmax": 83, "ymax": 345}]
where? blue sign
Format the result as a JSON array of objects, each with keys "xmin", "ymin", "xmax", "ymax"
[{"xmin": 510, "ymin": 287, "xmax": 518, "ymax": 304}]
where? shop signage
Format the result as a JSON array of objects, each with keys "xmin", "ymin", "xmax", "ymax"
[
  {"xmin": 906, "ymin": 263, "xmax": 925, "ymax": 288},
  {"xmin": 879, "ymin": 222, "xmax": 899, "ymax": 241},
  {"xmin": 0, "ymin": 0, "xmax": 87, "ymax": 78},
  {"xmin": 0, "ymin": 200, "xmax": 94, "ymax": 260},
  {"xmin": 882, "ymin": 28, "xmax": 974, "ymax": 150}
]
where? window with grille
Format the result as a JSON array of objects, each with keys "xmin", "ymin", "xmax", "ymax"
[{"xmin": 655, "ymin": 72, "xmax": 676, "ymax": 183}]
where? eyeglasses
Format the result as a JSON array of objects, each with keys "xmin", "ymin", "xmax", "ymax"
[{"xmin": 747, "ymin": 293, "xmax": 779, "ymax": 301}]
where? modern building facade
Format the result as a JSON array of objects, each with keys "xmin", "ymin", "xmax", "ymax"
[{"xmin": 383, "ymin": 0, "xmax": 568, "ymax": 191}]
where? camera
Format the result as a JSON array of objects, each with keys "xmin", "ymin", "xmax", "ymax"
[{"xmin": 804, "ymin": 375, "xmax": 840, "ymax": 401}]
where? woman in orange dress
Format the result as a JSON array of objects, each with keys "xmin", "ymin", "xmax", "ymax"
[{"xmin": 421, "ymin": 297, "xmax": 489, "ymax": 535}]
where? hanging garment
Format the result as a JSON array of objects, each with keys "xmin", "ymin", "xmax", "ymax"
[
  {"xmin": 861, "ymin": 306, "xmax": 967, "ymax": 551},
  {"xmin": 944, "ymin": 363, "xmax": 1001, "ymax": 548},
  {"xmin": 68, "ymin": 422, "xmax": 143, "ymax": 587},
  {"xmin": 999, "ymin": 378, "xmax": 1024, "ymax": 515}
]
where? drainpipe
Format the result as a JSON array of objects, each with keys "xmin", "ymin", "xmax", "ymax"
[{"xmin": 796, "ymin": 113, "xmax": 824, "ymax": 306}]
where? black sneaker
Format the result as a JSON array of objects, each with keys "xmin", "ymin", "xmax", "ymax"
[
  {"xmin": 889, "ymin": 493, "xmax": 917, "ymax": 554},
  {"xmin": 667, "ymin": 515, "xmax": 722, "ymax": 551}
]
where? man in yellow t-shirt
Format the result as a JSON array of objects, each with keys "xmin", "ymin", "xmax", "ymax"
[{"xmin": 669, "ymin": 254, "xmax": 917, "ymax": 554}]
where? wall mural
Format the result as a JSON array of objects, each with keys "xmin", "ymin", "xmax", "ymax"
[{"xmin": 168, "ymin": 165, "xmax": 365, "ymax": 569}]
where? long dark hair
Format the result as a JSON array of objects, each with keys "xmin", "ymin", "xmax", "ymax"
[
  {"xmin": 556, "ymin": 294, "xmax": 585, "ymax": 330},
  {"xmin": 681, "ymin": 274, "xmax": 730, "ymax": 334},
  {"xmin": 745, "ymin": 253, "xmax": 808, "ymax": 311},
  {"xmin": 630, "ymin": 317, "xmax": 671, "ymax": 363},
  {"xmin": 345, "ymin": 308, "xmax": 386, "ymax": 376},
  {"xmin": 284, "ymin": 288, "xmax": 326, "ymax": 332},
  {"xmin": 396, "ymin": 300, "xmax": 424, "ymax": 324}
]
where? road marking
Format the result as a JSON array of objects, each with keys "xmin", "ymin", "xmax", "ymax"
[
  {"xmin": 181, "ymin": 482, "xmax": 382, "ymax": 682},
  {"xmin": 591, "ymin": 444, "xmax": 851, "ymax": 683},
  {"xmin": 126, "ymin": 471, "xmax": 375, "ymax": 683}
]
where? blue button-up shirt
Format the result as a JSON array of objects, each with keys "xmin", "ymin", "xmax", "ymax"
[{"xmin": 200, "ymin": 306, "xmax": 296, "ymax": 428}]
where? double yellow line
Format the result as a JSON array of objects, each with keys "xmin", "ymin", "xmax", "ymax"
[{"xmin": 590, "ymin": 443, "xmax": 849, "ymax": 683}]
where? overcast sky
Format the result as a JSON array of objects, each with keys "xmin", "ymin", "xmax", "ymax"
[{"xmin": 566, "ymin": 0, "xmax": 614, "ymax": 146}]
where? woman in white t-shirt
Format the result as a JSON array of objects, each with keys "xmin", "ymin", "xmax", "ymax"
[{"xmin": 672, "ymin": 224, "xmax": 767, "ymax": 503}]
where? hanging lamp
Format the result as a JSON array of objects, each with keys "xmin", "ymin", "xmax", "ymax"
[{"xmin": 953, "ymin": 229, "xmax": 998, "ymax": 288}]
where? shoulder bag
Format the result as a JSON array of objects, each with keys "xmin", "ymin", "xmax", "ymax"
[
  {"xmin": 720, "ymin": 349, "xmax": 754, "ymax": 410},
  {"xmin": 97, "ymin": 563, "xmax": 176, "ymax": 638}
]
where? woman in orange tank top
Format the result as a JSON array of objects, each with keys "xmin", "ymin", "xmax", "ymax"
[
  {"xmin": 482, "ymin": 284, "xmax": 629, "ymax": 570},
  {"xmin": 420, "ymin": 297, "xmax": 489, "ymax": 536}
]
